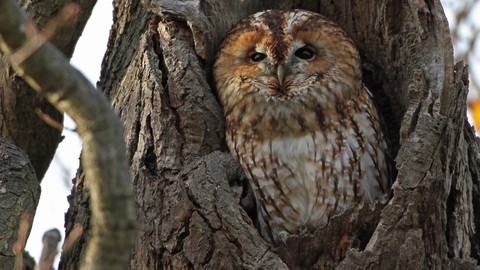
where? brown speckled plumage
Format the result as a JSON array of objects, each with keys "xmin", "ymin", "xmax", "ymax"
[{"xmin": 213, "ymin": 9, "xmax": 390, "ymax": 246}]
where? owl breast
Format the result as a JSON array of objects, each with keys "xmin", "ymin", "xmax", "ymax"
[
  {"xmin": 226, "ymin": 86, "xmax": 388, "ymax": 245},
  {"xmin": 214, "ymin": 9, "xmax": 390, "ymax": 246}
]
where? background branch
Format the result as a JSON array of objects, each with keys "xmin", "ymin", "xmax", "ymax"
[
  {"xmin": 0, "ymin": 0, "xmax": 97, "ymax": 181},
  {"xmin": 0, "ymin": 1, "xmax": 136, "ymax": 269}
]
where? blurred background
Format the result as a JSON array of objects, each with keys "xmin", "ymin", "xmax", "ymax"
[
  {"xmin": 23, "ymin": 0, "xmax": 480, "ymax": 267},
  {"xmin": 24, "ymin": 0, "xmax": 112, "ymax": 266},
  {"xmin": 443, "ymin": 0, "xmax": 480, "ymax": 127}
]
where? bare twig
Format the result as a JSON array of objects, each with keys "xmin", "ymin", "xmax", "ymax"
[
  {"xmin": 10, "ymin": 3, "xmax": 80, "ymax": 65},
  {"xmin": 62, "ymin": 224, "xmax": 84, "ymax": 252},
  {"xmin": 35, "ymin": 109, "xmax": 64, "ymax": 131},
  {"xmin": 13, "ymin": 214, "xmax": 31, "ymax": 270}
]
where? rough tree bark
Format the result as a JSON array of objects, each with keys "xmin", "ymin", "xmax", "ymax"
[
  {"xmin": 0, "ymin": 138, "xmax": 40, "ymax": 270},
  {"xmin": 61, "ymin": 0, "xmax": 480, "ymax": 269}
]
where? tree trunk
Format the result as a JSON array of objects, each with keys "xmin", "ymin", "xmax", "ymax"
[
  {"xmin": 61, "ymin": 0, "xmax": 480, "ymax": 269},
  {"xmin": 0, "ymin": 138, "xmax": 40, "ymax": 270}
]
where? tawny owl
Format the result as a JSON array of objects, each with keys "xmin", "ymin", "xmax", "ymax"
[{"xmin": 213, "ymin": 9, "xmax": 390, "ymax": 246}]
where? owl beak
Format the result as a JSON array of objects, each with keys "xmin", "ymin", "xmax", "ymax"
[{"xmin": 276, "ymin": 65, "xmax": 285, "ymax": 85}]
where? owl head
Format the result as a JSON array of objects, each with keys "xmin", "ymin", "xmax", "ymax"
[{"xmin": 213, "ymin": 9, "xmax": 363, "ymax": 114}]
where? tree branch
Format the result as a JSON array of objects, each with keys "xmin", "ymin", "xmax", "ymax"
[{"xmin": 0, "ymin": 1, "xmax": 136, "ymax": 269}]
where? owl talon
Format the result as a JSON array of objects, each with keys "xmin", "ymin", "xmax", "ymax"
[
  {"xmin": 278, "ymin": 230, "xmax": 291, "ymax": 245},
  {"xmin": 298, "ymin": 225, "xmax": 309, "ymax": 237}
]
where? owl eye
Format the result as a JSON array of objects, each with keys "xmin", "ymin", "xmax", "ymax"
[
  {"xmin": 294, "ymin": 47, "xmax": 315, "ymax": 60},
  {"xmin": 251, "ymin": 52, "xmax": 267, "ymax": 62}
]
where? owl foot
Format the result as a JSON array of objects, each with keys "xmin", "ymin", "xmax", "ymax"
[
  {"xmin": 278, "ymin": 225, "xmax": 311, "ymax": 245},
  {"xmin": 298, "ymin": 225, "xmax": 309, "ymax": 237},
  {"xmin": 278, "ymin": 230, "xmax": 291, "ymax": 245}
]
